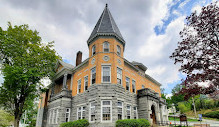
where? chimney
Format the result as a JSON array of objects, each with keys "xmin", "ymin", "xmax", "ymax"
[{"xmin": 76, "ymin": 51, "xmax": 82, "ymax": 66}]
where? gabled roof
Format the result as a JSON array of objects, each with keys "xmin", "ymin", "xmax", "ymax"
[
  {"xmin": 87, "ymin": 4, "xmax": 125, "ymax": 46},
  {"xmin": 55, "ymin": 60, "xmax": 74, "ymax": 71},
  {"xmin": 132, "ymin": 61, "xmax": 147, "ymax": 72}
]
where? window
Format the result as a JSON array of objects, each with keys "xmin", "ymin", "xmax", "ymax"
[
  {"xmin": 102, "ymin": 66, "xmax": 111, "ymax": 83},
  {"xmin": 77, "ymin": 79, "xmax": 81, "ymax": 94},
  {"xmin": 78, "ymin": 106, "xmax": 86, "ymax": 120},
  {"xmin": 103, "ymin": 42, "xmax": 109, "ymax": 52},
  {"xmin": 102, "ymin": 100, "xmax": 111, "ymax": 121},
  {"xmin": 92, "ymin": 45, "xmax": 96, "ymax": 56},
  {"xmin": 133, "ymin": 107, "xmax": 138, "ymax": 119},
  {"xmin": 56, "ymin": 109, "xmax": 59, "ymax": 124},
  {"xmin": 132, "ymin": 80, "xmax": 136, "ymax": 93},
  {"xmin": 126, "ymin": 77, "xmax": 130, "ymax": 91},
  {"xmin": 65, "ymin": 108, "xmax": 70, "ymax": 122},
  {"xmin": 127, "ymin": 105, "xmax": 131, "ymax": 119},
  {"xmin": 90, "ymin": 102, "xmax": 95, "ymax": 122},
  {"xmin": 84, "ymin": 76, "xmax": 88, "ymax": 91},
  {"xmin": 117, "ymin": 45, "xmax": 121, "ymax": 56},
  {"xmin": 117, "ymin": 101, "xmax": 123, "ymax": 120},
  {"xmin": 117, "ymin": 68, "xmax": 122, "ymax": 85},
  {"xmin": 53, "ymin": 109, "xmax": 56, "ymax": 124},
  {"xmin": 49, "ymin": 110, "xmax": 52, "ymax": 124},
  {"xmin": 91, "ymin": 67, "xmax": 96, "ymax": 85},
  {"xmin": 142, "ymin": 85, "xmax": 145, "ymax": 89}
]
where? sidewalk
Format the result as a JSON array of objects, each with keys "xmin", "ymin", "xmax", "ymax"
[{"xmin": 169, "ymin": 119, "xmax": 219, "ymax": 127}]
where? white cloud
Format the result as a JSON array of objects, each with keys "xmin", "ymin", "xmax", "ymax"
[{"xmin": 191, "ymin": 5, "xmax": 202, "ymax": 14}]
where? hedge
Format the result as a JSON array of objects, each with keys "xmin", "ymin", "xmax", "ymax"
[
  {"xmin": 60, "ymin": 119, "xmax": 89, "ymax": 127},
  {"xmin": 203, "ymin": 111, "xmax": 219, "ymax": 119},
  {"xmin": 116, "ymin": 119, "xmax": 150, "ymax": 127}
]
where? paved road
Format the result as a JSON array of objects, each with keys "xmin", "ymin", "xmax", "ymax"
[{"xmin": 169, "ymin": 119, "xmax": 219, "ymax": 127}]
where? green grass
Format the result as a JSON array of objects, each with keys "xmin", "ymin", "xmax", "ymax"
[{"xmin": 169, "ymin": 117, "xmax": 199, "ymax": 122}]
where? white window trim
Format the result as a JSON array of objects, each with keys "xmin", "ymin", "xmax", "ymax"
[
  {"xmin": 101, "ymin": 65, "xmax": 111, "ymax": 83},
  {"xmin": 77, "ymin": 106, "xmax": 86, "ymax": 120},
  {"xmin": 77, "ymin": 79, "xmax": 81, "ymax": 94},
  {"xmin": 89, "ymin": 101, "xmax": 95, "ymax": 123},
  {"xmin": 91, "ymin": 67, "xmax": 96, "ymax": 85},
  {"xmin": 49, "ymin": 110, "xmax": 52, "ymax": 124},
  {"xmin": 132, "ymin": 79, "xmax": 136, "ymax": 93},
  {"xmin": 66, "ymin": 108, "xmax": 70, "ymax": 122},
  {"xmin": 49, "ymin": 107, "xmax": 61, "ymax": 124},
  {"xmin": 126, "ymin": 104, "xmax": 131, "ymax": 119},
  {"xmin": 84, "ymin": 75, "xmax": 88, "ymax": 91},
  {"xmin": 101, "ymin": 100, "xmax": 112, "ymax": 123},
  {"xmin": 117, "ymin": 101, "xmax": 124, "ymax": 120},
  {"xmin": 56, "ymin": 108, "xmax": 59, "ymax": 124},
  {"xmin": 125, "ymin": 77, "xmax": 130, "ymax": 91},
  {"xmin": 103, "ymin": 41, "xmax": 110, "ymax": 52},
  {"xmin": 134, "ymin": 106, "xmax": 138, "ymax": 119},
  {"xmin": 117, "ymin": 67, "xmax": 123, "ymax": 85}
]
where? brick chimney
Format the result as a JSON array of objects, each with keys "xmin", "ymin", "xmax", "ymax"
[{"xmin": 76, "ymin": 51, "xmax": 82, "ymax": 66}]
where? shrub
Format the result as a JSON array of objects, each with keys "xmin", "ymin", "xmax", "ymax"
[
  {"xmin": 116, "ymin": 119, "xmax": 150, "ymax": 127},
  {"xmin": 203, "ymin": 111, "xmax": 219, "ymax": 119},
  {"xmin": 60, "ymin": 119, "xmax": 89, "ymax": 127}
]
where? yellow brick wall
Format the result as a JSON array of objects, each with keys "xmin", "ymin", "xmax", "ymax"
[{"xmin": 70, "ymin": 37, "xmax": 161, "ymax": 96}]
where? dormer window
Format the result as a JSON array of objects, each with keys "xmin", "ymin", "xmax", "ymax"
[
  {"xmin": 103, "ymin": 42, "xmax": 109, "ymax": 52},
  {"xmin": 92, "ymin": 45, "xmax": 96, "ymax": 56},
  {"xmin": 117, "ymin": 45, "xmax": 121, "ymax": 56}
]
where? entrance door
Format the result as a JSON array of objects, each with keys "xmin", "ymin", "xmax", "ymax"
[{"xmin": 151, "ymin": 105, "xmax": 156, "ymax": 124}]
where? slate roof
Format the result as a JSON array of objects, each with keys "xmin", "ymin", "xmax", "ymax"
[{"xmin": 87, "ymin": 4, "xmax": 125, "ymax": 46}]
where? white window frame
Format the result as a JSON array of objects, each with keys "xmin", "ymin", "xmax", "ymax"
[
  {"xmin": 84, "ymin": 75, "xmax": 88, "ymax": 91},
  {"xmin": 101, "ymin": 100, "xmax": 112, "ymax": 122},
  {"xmin": 103, "ymin": 41, "xmax": 110, "ymax": 52},
  {"xmin": 132, "ymin": 80, "xmax": 136, "ymax": 93},
  {"xmin": 77, "ymin": 79, "xmax": 81, "ymax": 94},
  {"xmin": 53, "ymin": 109, "xmax": 56, "ymax": 124},
  {"xmin": 92, "ymin": 45, "xmax": 96, "ymax": 56},
  {"xmin": 89, "ymin": 101, "xmax": 95, "ymax": 122},
  {"xmin": 91, "ymin": 67, "xmax": 96, "ymax": 85},
  {"xmin": 56, "ymin": 108, "xmax": 59, "ymax": 124},
  {"xmin": 117, "ymin": 45, "xmax": 121, "ymax": 56},
  {"xmin": 49, "ymin": 110, "xmax": 52, "ymax": 124},
  {"xmin": 117, "ymin": 67, "xmax": 122, "ymax": 85},
  {"xmin": 126, "ymin": 105, "xmax": 131, "ymax": 119},
  {"xmin": 126, "ymin": 77, "xmax": 130, "ymax": 91},
  {"xmin": 117, "ymin": 101, "xmax": 123, "ymax": 120},
  {"xmin": 101, "ymin": 65, "xmax": 111, "ymax": 83},
  {"xmin": 65, "ymin": 108, "xmax": 70, "ymax": 122},
  {"xmin": 133, "ymin": 106, "xmax": 138, "ymax": 119},
  {"xmin": 77, "ymin": 106, "xmax": 86, "ymax": 120}
]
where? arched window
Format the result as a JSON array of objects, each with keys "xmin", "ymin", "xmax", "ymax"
[
  {"xmin": 117, "ymin": 45, "xmax": 121, "ymax": 56},
  {"xmin": 103, "ymin": 42, "xmax": 109, "ymax": 52},
  {"xmin": 92, "ymin": 45, "xmax": 96, "ymax": 56}
]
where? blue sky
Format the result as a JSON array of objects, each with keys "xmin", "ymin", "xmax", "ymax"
[{"xmin": 0, "ymin": 0, "xmax": 215, "ymax": 95}]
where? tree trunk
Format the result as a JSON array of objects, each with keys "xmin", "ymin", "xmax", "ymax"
[
  {"xmin": 192, "ymin": 96, "xmax": 197, "ymax": 119},
  {"xmin": 14, "ymin": 117, "xmax": 20, "ymax": 127}
]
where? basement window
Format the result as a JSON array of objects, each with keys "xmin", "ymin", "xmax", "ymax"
[
  {"xmin": 127, "ymin": 105, "xmax": 131, "ymax": 119},
  {"xmin": 117, "ymin": 101, "xmax": 123, "ymax": 120},
  {"xmin": 101, "ymin": 100, "xmax": 112, "ymax": 122},
  {"xmin": 65, "ymin": 108, "xmax": 70, "ymax": 122},
  {"xmin": 134, "ymin": 107, "xmax": 138, "ymax": 119}
]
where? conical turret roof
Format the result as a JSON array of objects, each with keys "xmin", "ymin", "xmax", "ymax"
[{"xmin": 87, "ymin": 4, "xmax": 125, "ymax": 46}]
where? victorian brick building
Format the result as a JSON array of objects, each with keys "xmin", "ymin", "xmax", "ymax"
[{"xmin": 36, "ymin": 4, "xmax": 168, "ymax": 127}]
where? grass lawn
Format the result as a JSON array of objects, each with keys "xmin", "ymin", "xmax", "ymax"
[
  {"xmin": 185, "ymin": 108, "xmax": 219, "ymax": 121},
  {"xmin": 169, "ymin": 117, "xmax": 199, "ymax": 122}
]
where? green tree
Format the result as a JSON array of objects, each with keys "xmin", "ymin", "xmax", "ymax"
[
  {"xmin": 0, "ymin": 110, "xmax": 14, "ymax": 127},
  {"xmin": 170, "ymin": 84, "xmax": 185, "ymax": 111},
  {"xmin": 0, "ymin": 23, "xmax": 60, "ymax": 127}
]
